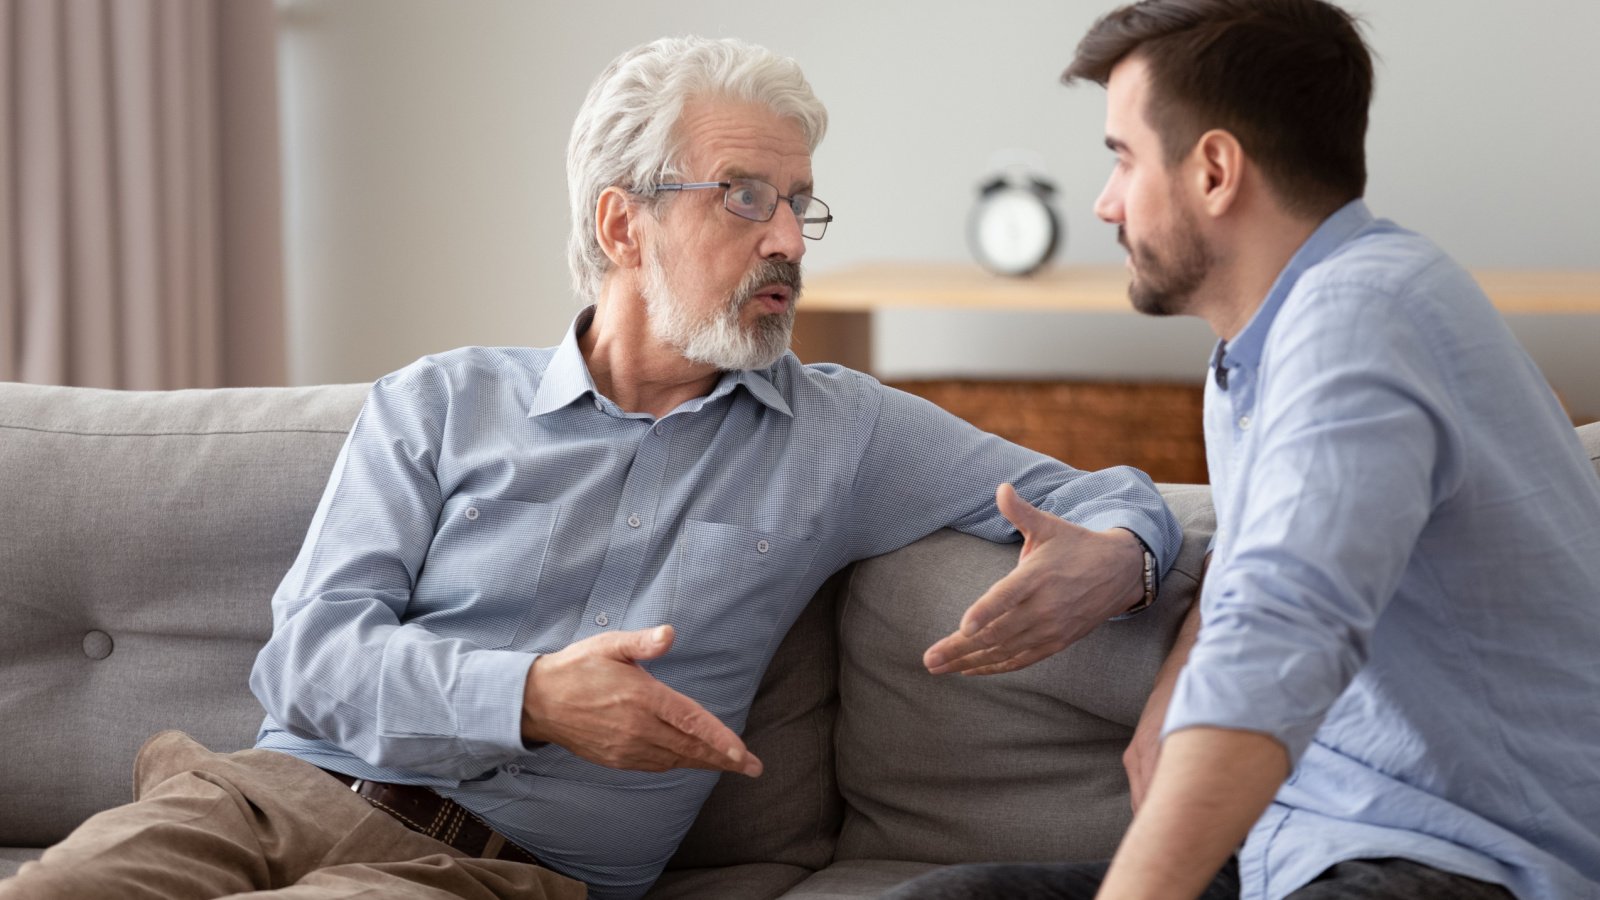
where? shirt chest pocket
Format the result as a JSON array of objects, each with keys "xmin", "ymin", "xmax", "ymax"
[
  {"xmin": 667, "ymin": 520, "xmax": 820, "ymax": 693},
  {"xmin": 410, "ymin": 495, "xmax": 561, "ymax": 649}
]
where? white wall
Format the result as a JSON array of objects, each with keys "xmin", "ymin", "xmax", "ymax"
[{"xmin": 277, "ymin": 0, "xmax": 1600, "ymax": 416}]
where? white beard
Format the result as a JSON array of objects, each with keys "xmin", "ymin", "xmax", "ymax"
[{"xmin": 642, "ymin": 246, "xmax": 796, "ymax": 371}]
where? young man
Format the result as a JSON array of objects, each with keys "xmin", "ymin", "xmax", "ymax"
[
  {"xmin": 0, "ymin": 36, "xmax": 1179, "ymax": 900},
  {"xmin": 887, "ymin": 1, "xmax": 1600, "ymax": 898}
]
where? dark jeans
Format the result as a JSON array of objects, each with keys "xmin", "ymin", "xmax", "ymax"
[{"xmin": 880, "ymin": 856, "xmax": 1515, "ymax": 900}]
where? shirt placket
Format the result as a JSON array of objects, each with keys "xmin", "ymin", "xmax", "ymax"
[{"xmin": 575, "ymin": 411, "xmax": 673, "ymax": 639}]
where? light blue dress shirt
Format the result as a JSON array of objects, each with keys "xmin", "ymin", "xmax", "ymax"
[
  {"xmin": 250, "ymin": 309, "xmax": 1181, "ymax": 900},
  {"xmin": 1164, "ymin": 201, "xmax": 1600, "ymax": 899}
]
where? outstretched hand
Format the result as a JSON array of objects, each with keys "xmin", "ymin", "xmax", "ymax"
[
  {"xmin": 521, "ymin": 625, "xmax": 762, "ymax": 777},
  {"xmin": 923, "ymin": 483, "xmax": 1145, "ymax": 676}
]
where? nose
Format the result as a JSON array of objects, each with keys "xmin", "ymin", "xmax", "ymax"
[
  {"xmin": 1093, "ymin": 171, "xmax": 1123, "ymax": 225},
  {"xmin": 761, "ymin": 203, "xmax": 807, "ymax": 262}
]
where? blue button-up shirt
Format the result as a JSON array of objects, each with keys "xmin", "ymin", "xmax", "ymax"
[
  {"xmin": 251, "ymin": 309, "xmax": 1180, "ymax": 899},
  {"xmin": 1165, "ymin": 201, "xmax": 1600, "ymax": 899}
]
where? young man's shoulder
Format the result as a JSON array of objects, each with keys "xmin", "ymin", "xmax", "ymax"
[
  {"xmin": 1302, "ymin": 221, "xmax": 1459, "ymax": 306},
  {"xmin": 1288, "ymin": 221, "xmax": 1495, "ymax": 344}
]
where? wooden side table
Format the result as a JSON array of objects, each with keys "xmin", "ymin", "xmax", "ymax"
[{"xmin": 795, "ymin": 262, "xmax": 1600, "ymax": 373}]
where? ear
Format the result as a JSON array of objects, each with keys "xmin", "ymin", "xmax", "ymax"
[
  {"xmin": 595, "ymin": 185, "xmax": 645, "ymax": 270},
  {"xmin": 1190, "ymin": 129, "xmax": 1244, "ymax": 218}
]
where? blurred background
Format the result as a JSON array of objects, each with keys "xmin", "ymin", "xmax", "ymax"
[
  {"xmin": 279, "ymin": 0, "xmax": 1599, "ymax": 417},
  {"xmin": 6, "ymin": 0, "xmax": 1597, "ymax": 426}
]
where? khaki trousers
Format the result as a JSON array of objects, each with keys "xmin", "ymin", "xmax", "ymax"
[{"xmin": 0, "ymin": 731, "xmax": 586, "ymax": 900}]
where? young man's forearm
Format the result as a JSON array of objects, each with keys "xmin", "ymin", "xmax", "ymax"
[{"xmin": 1098, "ymin": 726, "xmax": 1289, "ymax": 899}]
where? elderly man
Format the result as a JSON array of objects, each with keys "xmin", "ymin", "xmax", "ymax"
[
  {"xmin": 0, "ymin": 36, "xmax": 1179, "ymax": 900},
  {"xmin": 887, "ymin": 1, "xmax": 1600, "ymax": 899}
]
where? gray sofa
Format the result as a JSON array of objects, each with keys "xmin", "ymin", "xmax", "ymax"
[{"xmin": 5, "ymin": 381, "xmax": 1596, "ymax": 898}]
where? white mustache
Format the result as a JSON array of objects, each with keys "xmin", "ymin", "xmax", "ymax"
[{"xmin": 733, "ymin": 262, "xmax": 802, "ymax": 306}]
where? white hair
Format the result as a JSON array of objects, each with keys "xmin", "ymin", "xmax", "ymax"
[{"xmin": 565, "ymin": 36, "xmax": 828, "ymax": 303}]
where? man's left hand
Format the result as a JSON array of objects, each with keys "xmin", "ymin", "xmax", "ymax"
[{"xmin": 922, "ymin": 483, "xmax": 1144, "ymax": 675}]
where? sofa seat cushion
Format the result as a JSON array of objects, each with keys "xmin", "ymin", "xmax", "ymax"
[
  {"xmin": 0, "ymin": 848, "xmax": 44, "ymax": 880},
  {"xmin": 643, "ymin": 863, "xmax": 811, "ymax": 900},
  {"xmin": 776, "ymin": 860, "xmax": 943, "ymax": 898}
]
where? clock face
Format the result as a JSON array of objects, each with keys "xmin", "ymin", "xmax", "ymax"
[{"xmin": 971, "ymin": 186, "xmax": 1057, "ymax": 276}]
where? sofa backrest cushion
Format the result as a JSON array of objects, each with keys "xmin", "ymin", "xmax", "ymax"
[
  {"xmin": 830, "ymin": 485, "xmax": 1216, "ymax": 863},
  {"xmin": 0, "ymin": 382, "xmax": 369, "ymax": 847}
]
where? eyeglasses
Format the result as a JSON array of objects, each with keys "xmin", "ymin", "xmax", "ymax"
[{"xmin": 651, "ymin": 178, "xmax": 833, "ymax": 240}]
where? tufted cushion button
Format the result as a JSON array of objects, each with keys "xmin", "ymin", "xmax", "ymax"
[{"xmin": 82, "ymin": 630, "xmax": 114, "ymax": 660}]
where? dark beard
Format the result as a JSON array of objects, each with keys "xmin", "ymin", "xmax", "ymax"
[{"xmin": 1120, "ymin": 216, "xmax": 1211, "ymax": 317}]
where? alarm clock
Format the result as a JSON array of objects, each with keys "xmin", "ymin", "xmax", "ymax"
[{"xmin": 967, "ymin": 167, "xmax": 1064, "ymax": 277}]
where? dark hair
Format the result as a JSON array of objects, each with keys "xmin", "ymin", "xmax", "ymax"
[{"xmin": 1063, "ymin": 0, "xmax": 1373, "ymax": 218}]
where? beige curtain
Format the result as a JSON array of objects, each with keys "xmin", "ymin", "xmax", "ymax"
[{"xmin": 0, "ymin": 0, "xmax": 285, "ymax": 389}]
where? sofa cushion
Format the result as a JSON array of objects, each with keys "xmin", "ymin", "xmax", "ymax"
[
  {"xmin": 0, "ymin": 848, "xmax": 43, "ymax": 880},
  {"xmin": 831, "ymin": 485, "xmax": 1215, "ymax": 864},
  {"xmin": 777, "ymin": 860, "xmax": 943, "ymax": 899},
  {"xmin": 643, "ymin": 862, "xmax": 811, "ymax": 900},
  {"xmin": 0, "ymin": 383, "xmax": 369, "ymax": 847}
]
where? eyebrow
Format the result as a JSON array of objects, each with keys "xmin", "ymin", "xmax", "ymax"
[
  {"xmin": 724, "ymin": 167, "xmax": 814, "ymax": 196},
  {"xmin": 1105, "ymin": 136, "xmax": 1130, "ymax": 155}
]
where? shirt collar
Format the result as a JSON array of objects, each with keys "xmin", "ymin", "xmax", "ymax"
[
  {"xmin": 1218, "ymin": 198, "xmax": 1374, "ymax": 376},
  {"xmin": 528, "ymin": 307, "xmax": 603, "ymax": 418},
  {"xmin": 527, "ymin": 306, "xmax": 794, "ymax": 419}
]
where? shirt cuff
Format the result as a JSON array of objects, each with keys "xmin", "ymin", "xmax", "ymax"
[
  {"xmin": 453, "ymin": 648, "xmax": 540, "ymax": 766},
  {"xmin": 1072, "ymin": 509, "xmax": 1177, "ymax": 576}
]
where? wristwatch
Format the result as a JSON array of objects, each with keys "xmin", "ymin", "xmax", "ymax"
[{"xmin": 1122, "ymin": 532, "xmax": 1158, "ymax": 616}]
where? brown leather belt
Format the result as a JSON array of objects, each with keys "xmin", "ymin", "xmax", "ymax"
[{"xmin": 320, "ymin": 769, "xmax": 542, "ymax": 867}]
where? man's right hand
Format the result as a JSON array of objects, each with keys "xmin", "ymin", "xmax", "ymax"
[{"xmin": 520, "ymin": 625, "xmax": 763, "ymax": 777}]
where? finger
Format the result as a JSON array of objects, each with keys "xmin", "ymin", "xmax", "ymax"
[
  {"xmin": 958, "ymin": 566, "xmax": 1031, "ymax": 639},
  {"xmin": 996, "ymin": 482, "xmax": 1071, "ymax": 541},
  {"xmin": 606, "ymin": 625, "xmax": 675, "ymax": 663},
  {"xmin": 923, "ymin": 628, "xmax": 985, "ymax": 673},
  {"xmin": 995, "ymin": 482, "xmax": 1048, "ymax": 538},
  {"xmin": 620, "ymin": 718, "xmax": 753, "ymax": 775},
  {"xmin": 650, "ymin": 683, "xmax": 763, "ymax": 777},
  {"xmin": 935, "ymin": 643, "xmax": 1013, "ymax": 674},
  {"xmin": 923, "ymin": 598, "xmax": 1030, "ymax": 672},
  {"xmin": 959, "ymin": 641, "xmax": 1062, "ymax": 676},
  {"xmin": 926, "ymin": 625, "xmax": 1033, "ymax": 674}
]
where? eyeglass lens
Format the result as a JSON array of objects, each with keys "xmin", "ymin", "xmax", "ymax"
[{"xmin": 723, "ymin": 179, "xmax": 830, "ymax": 239}]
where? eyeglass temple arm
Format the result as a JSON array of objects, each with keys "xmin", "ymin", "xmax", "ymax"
[{"xmin": 651, "ymin": 181, "xmax": 727, "ymax": 193}]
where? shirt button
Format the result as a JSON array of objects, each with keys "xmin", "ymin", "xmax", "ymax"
[
  {"xmin": 594, "ymin": 399, "xmax": 604, "ymax": 411},
  {"xmin": 595, "ymin": 612, "xmax": 609, "ymax": 627},
  {"xmin": 504, "ymin": 763, "xmax": 522, "ymax": 776},
  {"xmin": 627, "ymin": 514, "xmax": 641, "ymax": 528},
  {"xmin": 756, "ymin": 539, "xmax": 770, "ymax": 554},
  {"xmin": 653, "ymin": 424, "xmax": 664, "ymax": 435},
  {"xmin": 464, "ymin": 507, "xmax": 479, "ymax": 520},
  {"xmin": 1238, "ymin": 415, "xmax": 1252, "ymax": 430}
]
